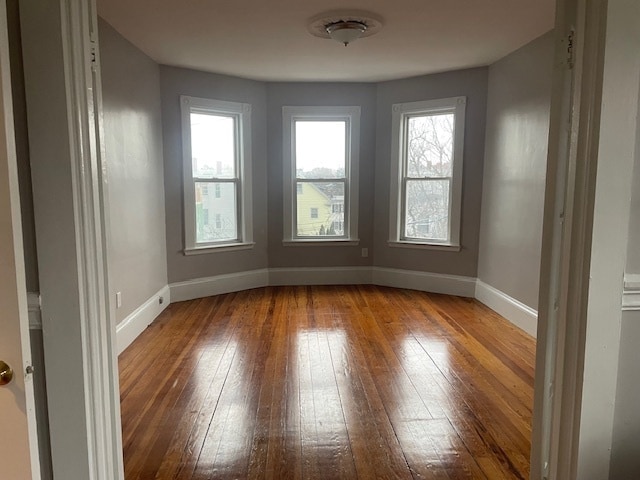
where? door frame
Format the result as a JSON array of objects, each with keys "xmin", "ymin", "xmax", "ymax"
[
  {"xmin": 532, "ymin": 0, "xmax": 640, "ymax": 478},
  {"xmin": 531, "ymin": 0, "xmax": 607, "ymax": 477},
  {"xmin": 19, "ymin": 0, "xmax": 123, "ymax": 478},
  {"xmin": 17, "ymin": 0, "xmax": 636, "ymax": 478},
  {"xmin": 0, "ymin": 0, "xmax": 41, "ymax": 477}
]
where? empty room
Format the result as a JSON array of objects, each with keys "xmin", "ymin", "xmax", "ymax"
[{"xmin": 5, "ymin": 0, "xmax": 640, "ymax": 479}]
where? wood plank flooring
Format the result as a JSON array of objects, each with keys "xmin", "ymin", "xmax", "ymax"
[{"xmin": 119, "ymin": 285, "xmax": 536, "ymax": 480}]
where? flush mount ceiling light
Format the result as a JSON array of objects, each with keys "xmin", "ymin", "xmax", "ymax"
[
  {"xmin": 325, "ymin": 20, "xmax": 367, "ymax": 46},
  {"xmin": 308, "ymin": 11, "xmax": 383, "ymax": 47}
]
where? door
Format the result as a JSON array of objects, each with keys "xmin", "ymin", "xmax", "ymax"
[{"xmin": 0, "ymin": 1, "xmax": 41, "ymax": 478}]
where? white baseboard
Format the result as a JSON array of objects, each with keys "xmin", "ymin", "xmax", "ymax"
[
  {"xmin": 269, "ymin": 266, "xmax": 372, "ymax": 286},
  {"xmin": 165, "ymin": 268, "xmax": 537, "ymax": 339},
  {"xmin": 170, "ymin": 266, "xmax": 475, "ymax": 300},
  {"xmin": 475, "ymin": 280, "xmax": 538, "ymax": 337},
  {"xmin": 116, "ymin": 286, "xmax": 170, "ymax": 355},
  {"xmin": 169, "ymin": 269, "xmax": 269, "ymax": 303},
  {"xmin": 372, "ymin": 267, "xmax": 476, "ymax": 297},
  {"xmin": 27, "ymin": 292, "xmax": 42, "ymax": 329}
]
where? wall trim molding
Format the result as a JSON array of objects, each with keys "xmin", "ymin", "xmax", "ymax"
[
  {"xmin": 269, "ymin": 266, "xmax": 372, "ymax": 286},
  {"xmin": 112, "ymin": 268, "xmax": 537, "ymax": 358},
  {"xmin": 27, "ymin": 292, "xmax": 41, "ymax": 330},
  {"xmin": 115, "ymin": 286, "xmax": 170, "ymax": 355},
  {"xmin": 170, "ymin": 266, "xmax": 477, "ymax": 300},
  {"xmin": 622, "ymin": 274, "xmax": 640, "ymax": 311},
  {"xmin": 169, "ymin": 269, "xmax": 269, "ymax": 303},
  {"xmin": 475, "ymin": 279, "xmax": 538, "ymax": 337},
  {"xmin": 372, "ymin": 267, "xmax": 476, "ymax": 297}
]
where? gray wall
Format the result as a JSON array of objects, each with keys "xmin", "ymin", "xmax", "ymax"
[
  {"xmin": 160, "ymin": 66, "xmax": 269, "ymax": 283},
  {"xmin": 100, "ymin": 19, "xmax": 168, "ymax": 325},
  {"xmin": 373, "ymin": 68, "xmax": 489, "ymax": 276},
  {"xmin": 160, "ymin": 68, "xmax": 489, "ymax": 278},
  {"xmin": 611, "ymin": 78, "xmax": 640, "ymax": 479},
  {"xmin": 266, "ymin": 83, "xmax": 376, "ymax": 267},
  {"xmin": 477, "ymin": 32, "xmax": 554, "ymax": 309},
  {"xmin": 625, "ymin": 104, "xmax": 640, "ymax": 273},
  {"xmin": 8, "ymin": 2, "xmax": 50, "ymax": 478},
  {"xmin": 7, "ymin": 0, "xmax": 37, "ymax": 292},
  {"xmin": 29, "ymin": 330, "xmax": 52, "ymax": 480},
  {"xmin": 611, "ymin": 311, "xmax": 640, "ymax": 478}
]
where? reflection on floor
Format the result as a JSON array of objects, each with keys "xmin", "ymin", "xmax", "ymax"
[{"xmin": 119, "ymin": 285, "xmax": 536, "ymax": 479}]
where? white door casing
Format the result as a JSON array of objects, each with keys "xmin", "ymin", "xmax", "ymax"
[
  {"xmin": 0, "ymin": 1, "xmax": 41, "ymax": 478},
  {"xmin": 532, "ymin": 0, "xmax": 640, "ymax": 478},
  {"xmin": 11, "ymin": 0, "xmax": 637, "ymax": 479},
  {"xmin": 19, "ymin": 0, "xmax": 124, "ymax": 478}
]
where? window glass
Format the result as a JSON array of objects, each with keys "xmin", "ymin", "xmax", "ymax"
[
  {"xmin": 190, "ymin": 113, "xmax": 235, "ymax": 179},
  {"xmin": 181, "ymin": 96, "xmax": 252, "ymax": 251},
  {"xmin": 295, "ymin": 121, "xmax": 346, "ymax": 179},
  {"xmin": 195, "ymin": 182, "xmax": 237, "ymax": 243},
  {"xmin": 296, "ymin": 182, "xmax": 345, "ymax": 237},
  {"xmin": 389, "ymin": 97, "xmax": 465, "ymax": 247},
  {"xmin": 406, "ymin": 114, "xmax": 454, "ymax": 178},
  {"xmin": 283, "ymin": 106, "xmax": 360, "ymax": 243},
  {"xmin": 405, "ymin": 179, "xmax": 450, "ymax": 241}
]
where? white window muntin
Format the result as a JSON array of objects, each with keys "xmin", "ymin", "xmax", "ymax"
[
  {"xmin": 181, "ymin": 95, "xmax": 253, "ymax": 252},
  {"xmin": 390, "ymin": 97, "xmax": 466, "ymax": 248},
  {"xmin": 283, "ymin": 106, "xmax": 360, "ymax": 243}
]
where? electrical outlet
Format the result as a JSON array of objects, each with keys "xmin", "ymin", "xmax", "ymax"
[
  {"xmin": 115, "ymin": 291, "xmax": 122, "ymax": 309},
  {"xmin": 159, "ymin": 296, "xmax": 164, "ymax": 305},
  {"xmin": 361, "ymin": 247, "xmax": 368, "ymax": 258}
]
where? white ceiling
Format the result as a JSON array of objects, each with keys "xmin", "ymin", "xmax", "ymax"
[{"xmin": 97, "ymin": 0, "xmax": 556, "ymax": 83}]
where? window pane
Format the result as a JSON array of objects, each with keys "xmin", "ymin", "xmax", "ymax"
[
  {"xmin": 404, "ymin": 179, "xmax": 450, "ymax": 241},
  {"xmin": 295, "ymin": 121, "xmax": 346, "ymax": 179},
  {"xmin": 190, "ymin": 113, "xmax": 236, "ymax": 179},
  {"xmin": 195, "ymin": 182, "xmax": 237, "ymax": 242},
  {"xmin": 407, "ymin": 113, "xmax": 454, "ymax": 178},
  {"xmin": 296, "ymin": 182, "xmax": 345, "ymax": 237}
]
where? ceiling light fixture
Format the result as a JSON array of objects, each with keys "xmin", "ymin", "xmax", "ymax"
[
  {"xmin": 308, "ymin": 11, "xmax": 383, "ymax": 47},
  {"xmin": 325, "ymin": 20, "xmax": 368, "ymax": 46}
]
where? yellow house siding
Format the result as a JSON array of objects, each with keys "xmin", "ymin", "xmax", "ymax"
[{"xmin": 296, "ymin": 183, "xmax": 331, "ymax": 236}]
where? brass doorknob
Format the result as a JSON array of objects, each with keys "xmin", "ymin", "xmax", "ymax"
[{"xmin": 0, "ymin": 361, "xmax": 13, "ymax": 386}]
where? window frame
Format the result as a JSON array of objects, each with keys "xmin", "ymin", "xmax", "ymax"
[
  {"xmin": 181, "ymin": 95, "xmax": 253, "ymax": 254},
  {"xmin": 389, "ymin": 97, "xmax": 466, "ymax": 250},
  {"xmin": 282, "ymin": 106, "xmax": 360, "ymax": 245}
]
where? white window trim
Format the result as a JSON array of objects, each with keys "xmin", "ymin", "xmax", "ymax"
[
  {"xmin": 181, "ymin": 95, "xmax": 253, "ymax": 254},
  {"xmin": 389, "ymin": 96, "xmax": 466, "ymax": 249},
  {"xmin": 282, "ymin": 105, "xmax": 360, "ymax": 244}
]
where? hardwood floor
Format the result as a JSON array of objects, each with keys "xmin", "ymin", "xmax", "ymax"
[{"xmin": 119, "ymin": 285, "xmax": 536, "ymax": 480}]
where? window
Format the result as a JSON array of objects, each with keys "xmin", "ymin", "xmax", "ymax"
[
  {"xmin": 389, "ymin": 97, "xmax": 466, "ymax": 249},
  {"xmin": 283, "ymin": 106, "xmax": 360, "ymax": 243},
  {"xmin": 181, "ymin": 96, "xmax": 253, "ymax": 253}
]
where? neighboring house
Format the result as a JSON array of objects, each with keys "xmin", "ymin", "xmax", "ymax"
[
  {"xmin": 196, "ymin": 184, "xmax": 237, "ymax": 241},
  {"xmin": 296, "ymin": 183, "xmax": 345, "ymax": 236},
  {"xmin": 194, "ymin": 159, "xmax": 237, "ymax": 242}
]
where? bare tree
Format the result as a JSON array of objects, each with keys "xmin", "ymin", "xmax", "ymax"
[{"xmin": 404, "ymin": 113, "xmax": 454, "ymax": 240}]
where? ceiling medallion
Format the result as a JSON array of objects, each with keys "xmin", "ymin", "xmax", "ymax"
[{"xmin": 308, "ymin": 11, "xmax": 384, "ymax": 46}]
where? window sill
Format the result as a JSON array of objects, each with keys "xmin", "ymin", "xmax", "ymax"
[
  {"xmin": 387, "ymin": 241, "xmax": 461, "ymax": 252},
  {"xmin": 184, "ymin": 242, "xmax": 255, "ymax": 255},
  {"xmin": 283, "ymin": 239, "xmax": 360, "ymax": 247}
]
